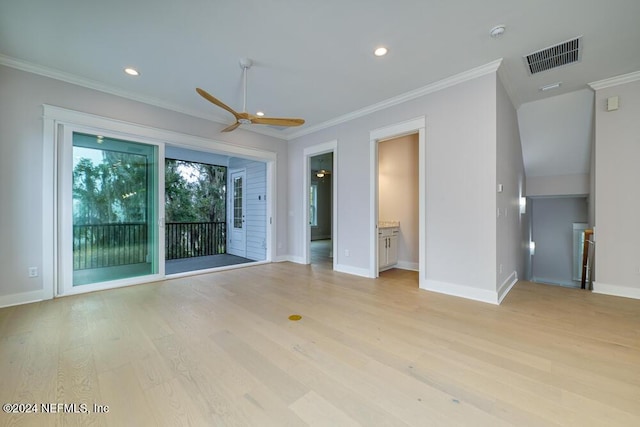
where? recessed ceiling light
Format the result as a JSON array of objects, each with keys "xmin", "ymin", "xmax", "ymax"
[
  {"xmin": 124, "ymin": 67, "xmax": 140, "ymax": 76},
  {"xmin": 256, "ymin": 111, "xmax": 265, "ymax": 117},
  {"xmin": 374, "ymin": 47, "xmax": 388, "ymax": 57},
  {"xmin": 540, "ymin": 82, "xmax": 562, "ymax": 91},
  {"xmin": 489, "ymin": 25, "xmax": 506, "ymax": 38}
]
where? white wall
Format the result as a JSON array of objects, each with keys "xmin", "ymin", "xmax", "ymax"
[
  {"xmin": 517, "ymin": 89, "xmax": 594, "ymax": 178},
  {"xmin": 0, "ymin": 65, "xmax": 288, "ymax": 306},
  {"xmin": 229, "ymin": 157, "xmax": 267, "ymax": 261},
  {"xmin": 530, "ymin": 197, "xmax": 588, "ymax": 287},
  {"xmin": 592, "ymin": 78, "xmax": 640, "ymax": 299},
  {"xmin": 496, "ymin": 75, "xmax": 526, "ymax": 300},
  {"xmin": 288, "ymin": 71, "xmax": 506, "ymax": 302},
  {"xmin": 378, "ymin": 134, "xmax": 419, "ymax": 269}
]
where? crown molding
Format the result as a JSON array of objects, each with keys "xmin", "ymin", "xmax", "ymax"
[
  {"xmin": 286, "ymin": 58, "xmax": 503, "ymax": 141},
  {"xmin": 588, "ymin": 70, "xmax": 640, "ymax": 91},
  {"xmin": 2, "ymin": 54, "xmax": 503, "ymax": 142},
  {"xmin": 0, "ymin": 54, "xmax": 287, "ymax": 140}
]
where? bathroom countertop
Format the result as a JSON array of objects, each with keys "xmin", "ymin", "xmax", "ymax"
[{"xmin": 378, "ymin": 221, "xmax": 400, "ymax": 229}]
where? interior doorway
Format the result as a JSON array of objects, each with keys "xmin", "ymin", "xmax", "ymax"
[
  {"xmin": 309, "ymin": 152, "xmax": 333, "ymax": 267},
  {"xmin": 377, "ymin": 134, "xmax": 419, "ymax": 276},
  {"xmin": 369, "ymin": 117, "xmax": 425, "ymax": 285},
  {"xmin": 302, "ymin": 140, "xmax": 337, "ymax": 270}
]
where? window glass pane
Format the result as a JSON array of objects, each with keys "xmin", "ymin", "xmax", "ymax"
[
  {"xmin": 310, "ymin": 184, "xmax": 318, "ymax": 226},
  {"xmin": 72, "ymin": 132, "xmax": 158, "ymax": 285},
  {"xmin": 233, "ymin": 176, "xmax": 243, "ymax": 228}
]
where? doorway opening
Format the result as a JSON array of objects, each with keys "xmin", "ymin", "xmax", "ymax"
[
  {"xmin": 377, "ymin": 134, "xmax": 419, "ymax": 281},
  {"xmin": 164, "ymin": 145, "xmax": 267, "ymax": 275},
  {"xmin": 310, "ymin": 152, "xmax": 333, "ymax": 267},
  {"xmin": 528, "ymin": 196, "xmax": 589, "ymax": 288},
  {"xmin": 302, "ymin": 141, "xmax": 337, "ymax": 270},
  {"xmin": 369, "ymin": 117, "xmax": 425, "ymax": 287},
  {"xmin": 45, "ymin": 105, "xmax": 278, "ymax": 298}
]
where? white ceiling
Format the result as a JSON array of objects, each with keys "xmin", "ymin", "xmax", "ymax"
[{"xmin": 1, "ymin": 0, "xmax": 639, "ymax": 146}]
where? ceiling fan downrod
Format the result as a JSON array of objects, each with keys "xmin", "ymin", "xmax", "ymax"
[{"xmin": 239, "ymin": 58, "xmax": 253, "ymax": 114}]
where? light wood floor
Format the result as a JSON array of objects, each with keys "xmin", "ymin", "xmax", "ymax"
[
  {"xmin": 310, "ymin": 239, "xmax": 332, "ymax": 266},
  {"xmin": 1, "ymin": 263, "xmax": 639, "ymax": 426}
]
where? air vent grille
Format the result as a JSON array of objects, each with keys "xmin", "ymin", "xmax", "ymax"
[{"xmin": 524, "ymin": 37, "xmax": 582, "ymax": 74}]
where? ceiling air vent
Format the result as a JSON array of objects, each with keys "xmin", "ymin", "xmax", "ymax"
[{"xmin": 524, "ymin": 36, "xmax": 583, "ymax": 75}]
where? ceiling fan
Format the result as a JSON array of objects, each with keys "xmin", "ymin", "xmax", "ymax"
[
  {"xmin": 313, "ymin": 158, "xmax": 332, "ymax": 178},
  {"xmin": 196, "ymin": 58, "xmax": 305, "ymax": 132}
]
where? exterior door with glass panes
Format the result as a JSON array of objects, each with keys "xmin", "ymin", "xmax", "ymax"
[{"xmin": 227, "ymin": 169, "xmax": 246, "ymax": 257}]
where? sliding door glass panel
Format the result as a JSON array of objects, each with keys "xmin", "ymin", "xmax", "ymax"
[{"xmin": 72, "ymin": 132, "xmax": 159, "ymax": 286}]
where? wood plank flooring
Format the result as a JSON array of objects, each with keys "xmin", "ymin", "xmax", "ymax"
[{"xmin": 1, "ymin": 262, "xmax": 639, "ymax": 426}]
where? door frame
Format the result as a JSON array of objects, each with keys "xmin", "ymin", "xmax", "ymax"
[
  {"xmin": 369, "ymin": 117, "xmax": 426, "ymax": 284},
  {"xmin": 43, "ymin": 105, "xmax": 278, "ymax": 301},
  {"xmin": 302, "ymin": 140, "xmax": 338, "ymax": 269},
  {"xmin": 227, "ymin": 168, "xmax": 247, "ymax": 258}
]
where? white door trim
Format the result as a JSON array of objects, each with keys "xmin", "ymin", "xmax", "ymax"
[
  {"xmin": 369, "ymin": 117, "xmax": 426, "ymax": 284},
  {"xmin": 302, "ymin": 140, "xmax": 338, "ymax": 270}
]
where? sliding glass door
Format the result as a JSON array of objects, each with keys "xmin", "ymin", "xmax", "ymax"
[{"xmin": 59, "ymin": 129, "xmax": 163, "ymax": 294}]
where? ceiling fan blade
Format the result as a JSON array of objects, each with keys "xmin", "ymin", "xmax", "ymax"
[
  {"xmin": 251, "ymin": 117, "xmax": 305, "ymax": 127},
  {"xmin": 221, "ymin": 122, "xmax": 241, "ymax": 132},
  {"xmin": 196, "ymin": 88, "xmax": 240, "ymax": 119}
]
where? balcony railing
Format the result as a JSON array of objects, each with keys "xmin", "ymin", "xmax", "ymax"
[
  {"xmin": 73, "ymin": 221, "xmax": 226, "ymax": 270},
  {"xmin": 165, "ymin": 222, "xmax": 226, "ymax": 260},
  {"xmin": 73, "ymin": 223, "xmax": 148, "ymax": 270}
]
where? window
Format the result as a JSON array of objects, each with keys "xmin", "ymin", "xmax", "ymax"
[
  {"xmin": 233, "ymin": 175, "xmax": 243, "ymax": 228},
  {"xmin": 309, "ymin": 183, "xmax": 318, "ymax": 226}
]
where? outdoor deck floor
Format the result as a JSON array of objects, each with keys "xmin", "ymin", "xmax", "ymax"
[{"xmin": 166, "ymin": 254, "xmax": 255, "ymax": 275}]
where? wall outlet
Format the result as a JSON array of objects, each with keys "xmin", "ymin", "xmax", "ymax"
[
  {"xmin": 345, "ymin": 249, "xmax": 350, "ymax": 257},
  {"xmin": 28, "ymin": 267, "xmax": 38, "ymax": 278},
  {"xmin": 499, "ymin": 264, "xmax": 503, "ymax": 274}
]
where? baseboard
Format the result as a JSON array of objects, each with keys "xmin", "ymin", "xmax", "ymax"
[
  {"xmin": 335, "ymin": 264, "xmax": 372, "ymax": 278},
  {"xmin": 0, "ymin": 289, "xmax": 47, "ymax": 308},
  {"xmin": 422, "ymin": 279, "xmax": 499, "ymax": 305},
  {"xmin": 592, "ymin": 282, "xmax": 640, "ymax": 300},
  {"xmin": 531, "ymin": 277, "xmax": 580, "ymax": 288},
  {"xmin": 396, "ymin": 261, "xmax": 419, "ymax": 271},
  {"xmin": 274, "ymin": 255, "xmax": 306, "ymax": 264},
  {"xmin": 497, "ymin": 271, "xmax": 518, "ymax": 303}
]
